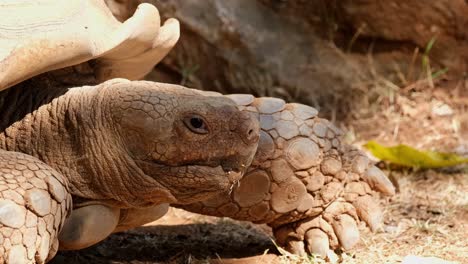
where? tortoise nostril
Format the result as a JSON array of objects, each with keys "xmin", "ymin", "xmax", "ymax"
[
  {"xmin": 245, "ymin": 124, "xmax": 259, "ymax": 143},
  {"xmin": 234, "ymin": 112, "xmax": 260, "ymax": 144}
]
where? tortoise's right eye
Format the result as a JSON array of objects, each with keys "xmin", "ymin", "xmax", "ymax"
[{"xmin": 183, "ymin": 115, "xmax": 209, "ymax": 134}]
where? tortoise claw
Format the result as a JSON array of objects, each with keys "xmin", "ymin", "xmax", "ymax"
[
  {"xmin": 305, "ymin": 228, "xmax": 329, "ymax": 257},
  {"xmin": 286, "ymin": 240, "xmax": 307, "ymax": 257},
  {"xmin": 362, "ymin": 166, "xmax": 396, "ymax": 195},
  {"xmin": 354, "ymin": 195, "xmax": 384, "ymax": 232},
  {"xmin": 332, "ymin": 214, "xmax": 360, "ymax": 250}
]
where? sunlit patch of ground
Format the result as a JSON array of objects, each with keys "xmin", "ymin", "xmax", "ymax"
[{"xmin": 346, "ymin": 170, "xmax": 467, "ymax": 264}]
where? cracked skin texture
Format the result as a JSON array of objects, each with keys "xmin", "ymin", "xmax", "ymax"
[
  {"xmin": 178, "ymin": 94, "xmax": 396, "ymax": 257},
  {"xmin": 0, "ymin": 151, "xmax": 71, "ymax": 263},
  {"xmin": 0, "ymin": 78, "xmax": 260, "ymax": 262},
  {"xmin": 0, "ymin": 78, "xmax": 395, "ymax": 262},
  {"xmin": 109, "ymin": 92, "xmax": 396, "ymax": 258}
]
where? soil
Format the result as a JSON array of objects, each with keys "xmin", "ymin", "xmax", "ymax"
[{"xmin": 50, "ymin": 76, "xmax": 467, "ymax": 263}]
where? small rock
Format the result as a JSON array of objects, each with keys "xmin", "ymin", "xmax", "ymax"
[{"xmin": 431, "ymin": 100, "xmax": 454, "ymax": 116}]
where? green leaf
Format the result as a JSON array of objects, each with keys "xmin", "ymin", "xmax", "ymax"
[{"xmin": 363, "ymin": 141, "xmax": 468, "ymax": 169}]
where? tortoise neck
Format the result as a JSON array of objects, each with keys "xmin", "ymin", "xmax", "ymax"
[
  {"xmin": 0, "ymin": 78, "xmax": 126, "ymax": 202},
  {"xmin": 0, "ymin": 78, "xmax": 160, "ymax": 207},
  {"xmin": 0, "ymin": 75, "xmax": 98, "ymax": 153}
]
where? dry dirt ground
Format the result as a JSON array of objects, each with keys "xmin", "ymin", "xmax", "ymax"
[{"xmin": 51, "ymin": 77, "xmax": 467, "ymax": 264}]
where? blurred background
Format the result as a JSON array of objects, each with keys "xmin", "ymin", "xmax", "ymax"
[{"xmin": 107, "ymin": 0, "xmax": 467, "ymax": 153}]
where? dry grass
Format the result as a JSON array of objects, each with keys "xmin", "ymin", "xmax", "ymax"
[
  {"xmin": 336, "ymin": 71, "xmax": 468, "ymax": 264},
  {"xmin": 346, "ymin": 170, "xmax": 467, "ymax": 263}
]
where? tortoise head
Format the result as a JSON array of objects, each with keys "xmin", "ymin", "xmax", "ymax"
[{"xmin": 107, "ymin": 80, "xmax": 260, "ymax": 204}]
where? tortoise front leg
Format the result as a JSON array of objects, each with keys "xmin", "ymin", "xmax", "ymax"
[
  {"xmin": 179, "ymin": 96, "xmax": 395, "ymax": 257},
  {"xmin": 58, "ymin": 204, "xmax": 120, "ymax": 251},
  {"xmin": 57, "ymin": 203, "xmax": 169, "ymax": 250},
  {"xmin": 0, "ymin": 150, "xmax": 71, "ymax": 263},
  {"xmin": 113, "ymin": 204, "xmax": 169, "ymax": 233}
]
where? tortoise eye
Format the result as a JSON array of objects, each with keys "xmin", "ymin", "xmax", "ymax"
[{"xmin": 184, "ymin": 115, "xmax": 209, "ymax": 134}]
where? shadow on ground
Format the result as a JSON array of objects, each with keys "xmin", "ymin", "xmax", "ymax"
[{"xmin": 51, "ymin": 222, "xmax": 277, "ymax": 264}]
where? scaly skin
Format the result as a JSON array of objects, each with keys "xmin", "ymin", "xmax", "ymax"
[
  {"xmin": 179, "ymin": 94, "xmax": 395, "ymax": 257},
  {"xmin": 110, "ymin": 93, "xmax": 395, "ymax": 257},
  {"xmin": 0, "ymin": 78, "xmax": 392, "ymax": 261},
  {"xmin": 0, "ymin": 78, "xmax": 259, "ymax": 207},
  {"xmin": 0, "ymin": 78, "xmax": 260, "ymax": 261},
  {"xmin": 0, "ymin": 150, "xmax": 71, "ymax": 263}
]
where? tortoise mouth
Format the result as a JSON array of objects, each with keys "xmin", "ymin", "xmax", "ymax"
[
  {"xmin": 220, "ymin": 161, "xmax": 245, "ymax": 174},
  {"xmin": 135, "ymin": 160, "xmax": 245, "ymax": 204},
  {"xmin": 140, "ymin": 157, "xmax": 247, "ymax": 183}
]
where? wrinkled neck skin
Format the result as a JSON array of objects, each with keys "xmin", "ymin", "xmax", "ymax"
[{"xmin": 0, "ymin": 77, "xmax": 176, "ymax": 208}]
